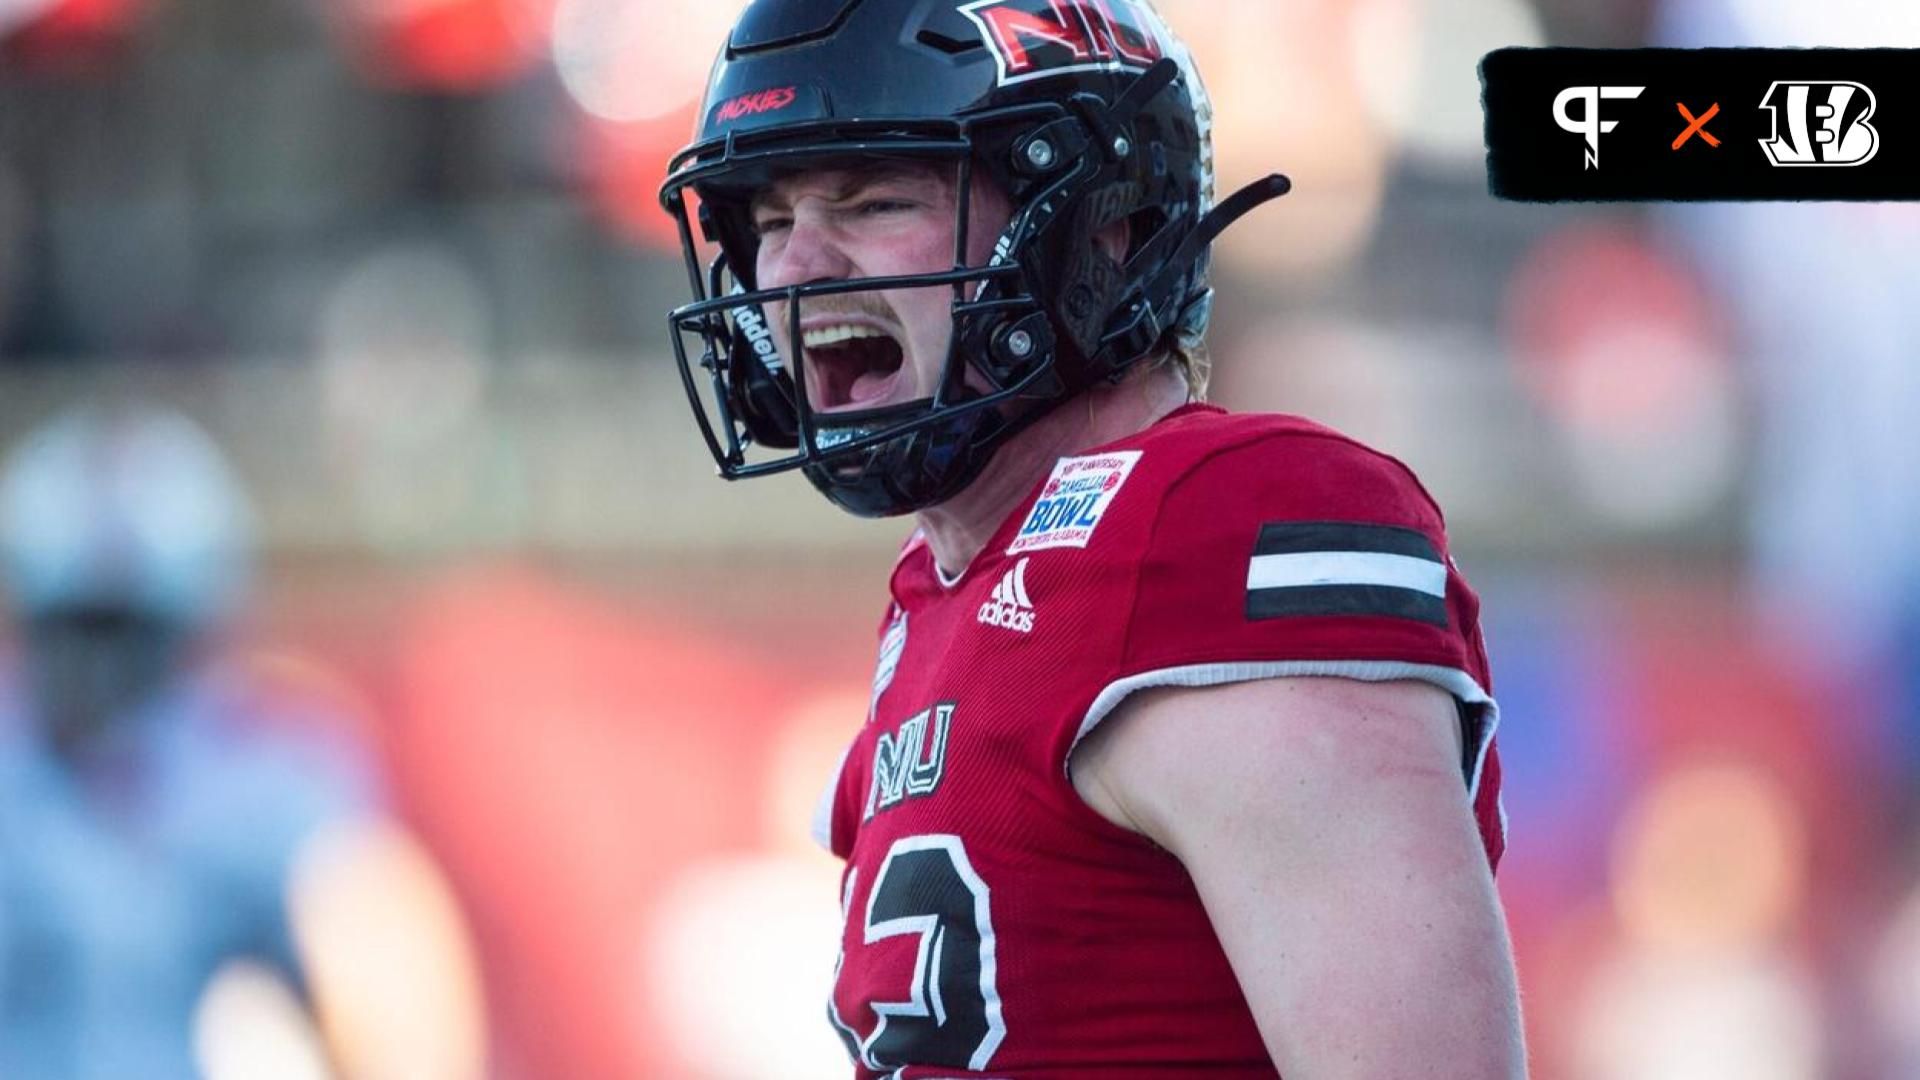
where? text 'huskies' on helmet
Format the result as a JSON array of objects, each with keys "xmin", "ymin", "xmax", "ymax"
[{"xmin": 659, "ymin": 0, "xmax": 1289, "ymax": 518}]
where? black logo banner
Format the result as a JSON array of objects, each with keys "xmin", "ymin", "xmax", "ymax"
[{"xmin": 1482, "ymin": 48, "xmax": 1920, "ymax": 200}]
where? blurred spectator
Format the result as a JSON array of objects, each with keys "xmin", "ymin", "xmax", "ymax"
[{"xmin": 0, "ymin": 404, "xmax": 483, "ymax": 1080}]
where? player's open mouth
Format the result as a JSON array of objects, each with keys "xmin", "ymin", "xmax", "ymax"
[{"xmin": 802, "ymin": 322, "xmax": 905, "ymax": 411}]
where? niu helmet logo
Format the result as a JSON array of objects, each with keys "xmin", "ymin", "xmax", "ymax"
[
  {"xmin": 1758, "ymin": 81, "xmax": 1879, "ymax": 167},
  {"xmin": 959, "ymin": 0, "xmax": 1166, "ymax": 86},
  {"xmin": 1553, "ymin": 85, "xmax": 1644, "ymax": 170},
  {"xmin": 715, "ymin": 86, "xmax": 798, "ymax": 124}
]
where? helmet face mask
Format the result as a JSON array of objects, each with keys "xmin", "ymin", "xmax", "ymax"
[
  {"xmin": 664, "ymin": 114, "xmax": 1081, "ymax": 515},
  {"xmin": 659, "ymin": 0, "xmax": 1283, "ymax": 517}
]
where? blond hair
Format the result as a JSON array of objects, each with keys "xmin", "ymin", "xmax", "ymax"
[{"xmin": 1154, "ymin": 334, "xmax": 1211, "ymax": 401}]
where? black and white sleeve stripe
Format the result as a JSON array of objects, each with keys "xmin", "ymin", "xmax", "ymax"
[{"xmin": 1244, "ymin": 522, "xmax": 1449, "ymax": 627}]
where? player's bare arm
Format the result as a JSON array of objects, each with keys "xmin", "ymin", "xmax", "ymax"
[{"xmin": 1075, "ymin": 676, "xmax": 1527, "ymax": 1078}]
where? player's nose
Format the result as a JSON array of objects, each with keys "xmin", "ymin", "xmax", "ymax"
[{"xmin": 759, "ymin": 208, "xmax": 854, "ymax": 290}]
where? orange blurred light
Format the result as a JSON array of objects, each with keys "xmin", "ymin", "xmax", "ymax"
[
  {"xmin": 550, "ymin": 0, "xmax": 748, "ymax": 251},
  {"xmin": 289, "ymin": 819, "xmax": 489, "ymax": 1080},
  {"xmin": 572, "ymin": 106, "xmax": 702, "ymax": 251},
  {"xmin": 1609, "ymin": 759, "xmax": 1809, "ymax": 955},
  {"xmin": 1572, "ymin": 759, "xmax": 1824, "ymax": 1080},
  {"xmin": 550, "ymin": 0, "xmax": 743, "ymax": 123},
  {"xmin": 332, "ymin": 0, "xmax": 553, "ymax": 93}
]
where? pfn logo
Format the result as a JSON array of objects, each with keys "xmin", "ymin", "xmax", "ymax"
[
  {"xmin": 715, "ymin": 86, "xmax": 798, "ymax": 124},
  {"xmin": 959, "ymin": 0, "xmax": 1166, "ymax": 86},
  {"xmin": 1553, "ymin": 85, "xmax": 1645, "ymax": 170},
  {"xmin": 1759, "ymin": 81, "xmax": 1879, "ymax": 167}
]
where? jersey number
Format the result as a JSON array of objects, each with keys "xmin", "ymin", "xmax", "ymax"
[{"xmin": 832, "ymin": 834, "xmax": 1006, "ymax": 1071}]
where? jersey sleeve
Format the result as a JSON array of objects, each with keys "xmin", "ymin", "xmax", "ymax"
[
  {"xmin": 1071, "ymin": 422, "xmax": 1504, "ymax": 866},
  {"xmin": 1082, "ymin": 428, "xmax": 1497, "ymax": 756}
]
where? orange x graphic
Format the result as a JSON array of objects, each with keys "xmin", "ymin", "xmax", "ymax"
[{"xmin": 1673, "ymin": 102, "xmax": 1721, "ymax": 149}]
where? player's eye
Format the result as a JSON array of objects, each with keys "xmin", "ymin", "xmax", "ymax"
[{"xmin": 751, "ymin": 214, "xmax": 793, "ymax": 237}]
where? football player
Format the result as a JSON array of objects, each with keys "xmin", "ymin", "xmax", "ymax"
[
  {"xmin": 0, "ymin": 408, "xmax": 484, "ymax": 1080},
  {"xmin": 659, "ymin": 1, "xmax": 1524, "ymax": 1075}
]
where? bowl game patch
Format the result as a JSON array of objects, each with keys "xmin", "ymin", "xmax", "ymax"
[{"xmin": 1008, "ymin": 450, "xmax": 1142, "ymax": 555}]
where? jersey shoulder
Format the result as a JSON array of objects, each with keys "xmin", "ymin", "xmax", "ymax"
[
  {"xmin": 1126, "ymin": 406, "xmax": 1445, "ymax": 529},
  {"xmin": 1094, "ymin": 405, "xmax": 1473, "ymax": 676}
]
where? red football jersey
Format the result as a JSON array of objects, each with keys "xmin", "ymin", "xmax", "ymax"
[{"xmin": 817, "ymin": 405, "xmax": 1505, "ymax": 1078}]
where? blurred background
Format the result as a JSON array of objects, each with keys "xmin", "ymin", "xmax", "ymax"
[{"xmin": 0, "ymin": 0, "xmax": 1916, "ymax": 1077}]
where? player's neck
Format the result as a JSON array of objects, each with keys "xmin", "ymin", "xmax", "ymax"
[{"xmin": 916, "ymin": 363, "xmax": 1191, "ymax": 580}]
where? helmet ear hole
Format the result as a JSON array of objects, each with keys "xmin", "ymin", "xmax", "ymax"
[
  {"xmin": 1039, "ymin": 195, "xmax": 1132, "ymax": 378},
  {"xmin": 1093, "ymin": 215, "xmax": 1131, "ymax": 264}
]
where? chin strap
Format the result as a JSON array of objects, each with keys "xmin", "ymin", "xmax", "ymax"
[{"xmin": 1098, "ymin": 173, "xmax": 1293, "ymax": 369}]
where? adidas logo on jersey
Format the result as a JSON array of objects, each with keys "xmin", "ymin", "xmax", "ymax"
[{"xmin": 978, "ymin": 558, "xmax": 1037, "ymax": 634}]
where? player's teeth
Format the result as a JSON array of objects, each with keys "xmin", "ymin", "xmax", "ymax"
[{"xmin": 802, "ymin": 324, "xmax": 890, "ymax": 349}]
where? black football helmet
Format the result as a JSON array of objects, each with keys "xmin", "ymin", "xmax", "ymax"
[{"xmin": 659, "ymin": 0, "xmax": 1288, "ymax": 517}]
